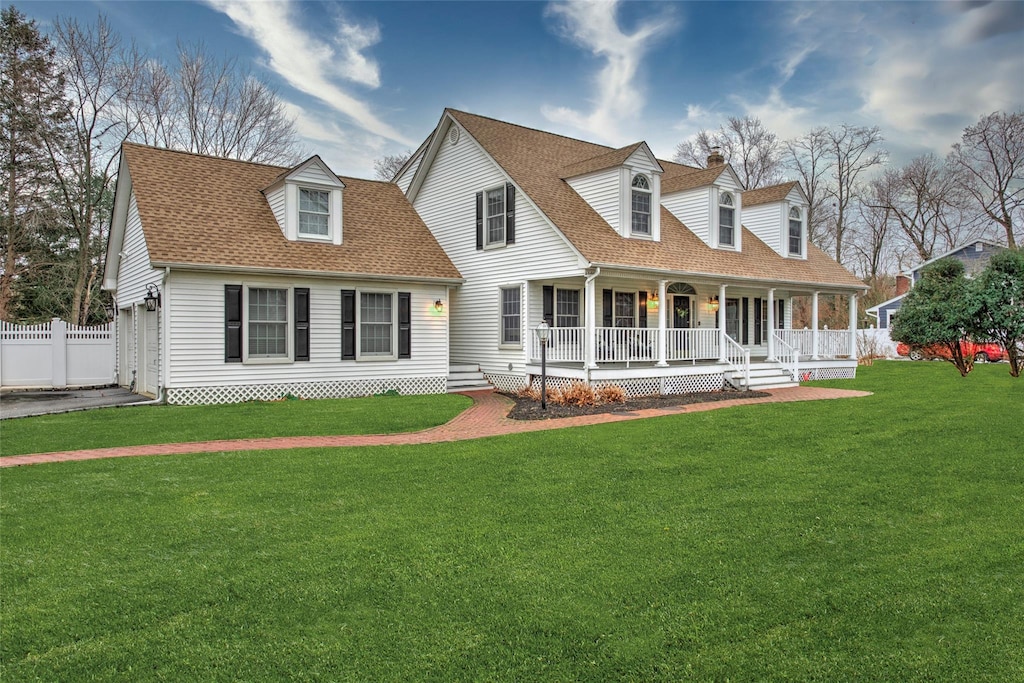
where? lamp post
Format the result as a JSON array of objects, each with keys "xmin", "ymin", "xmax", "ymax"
[{"xmin": 537, "ymin": 320, "xmax": 550, "ymax": 410}]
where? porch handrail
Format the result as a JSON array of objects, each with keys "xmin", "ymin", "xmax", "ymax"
[
  {"xmin": 818, "ymin": 329, "xmax": 852, "ymax": 358},
  {"xmin": 772, "ymin": 331, "xmax": 799, "ymax": 382},
  {"xmin": 665, "ymin": 328, "xmax": 720, "ymax": 361},
  {"xmin": 776, "ymin": 329, "xmax": 813, "ymax": 356},
  {"xmin": 596, "ymin": 327, "xmax": 657, "ymax": 365},
  {"xmin": 530, "ymin": 326, "xmax": 585, "ymax": 363},
  {"xmin": 723, "ymin": 334, "xmax": 750, "ymax": 389}
]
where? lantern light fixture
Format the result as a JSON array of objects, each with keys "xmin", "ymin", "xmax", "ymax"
[
  {"xmin": 707, "ymin": 296, "xmax": 720, "ymax": 313},
  {"xmin": 144, "ymin": 283, "xmax": 161, "ymax": 312}
]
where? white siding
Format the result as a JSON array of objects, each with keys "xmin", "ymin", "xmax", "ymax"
[
  {"xmin": 661, "ymin": 187, "xmax": 711, "ymax": 242},
  {"xmin": 395, "ymin": 152, "xmax": 423, "ymax": 194},
  {"xmin": 567, "ymin": 167, "xmax": 623, "ymax": 235},
  {"xmin": 412, "ymin": 128, "xmax": 582, "ymax": 377},
  {"xmin": 290, "ymin": 163, "xmax": 337, "ymax": 186},
  {"xmin": 166, "ymin": 271, "xmax": 448, "ymax": 389},
  {"xmin": 266, "ymin": 185, "xmax": 287, "ymax": 235},
  {"xmin": 625, "ymin": 147, "xmax": 662, "ymax": 175},
  {"xmin": 116, "ymin": 193, "xmax": 163, "ymax": 308},
  {"xmin": 743, "ymin": 203, "xmax": 783, "ymax": 254}
]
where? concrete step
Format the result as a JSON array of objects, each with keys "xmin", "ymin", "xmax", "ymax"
[{"xmin": 448, "ymin": 364, "xmax": 481, "ymax": 373}]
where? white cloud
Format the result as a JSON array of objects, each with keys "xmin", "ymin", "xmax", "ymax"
[
  {"xmin": 542, "ymin": 0, "xmax": 677, "ymax": 144},
  {"xmin": 733, "ymin": 87, "xmax": 815, "ymax": 142},
  {"xmin": 204, "ymin": 0, "xmax": 411, "ymax": 145}
]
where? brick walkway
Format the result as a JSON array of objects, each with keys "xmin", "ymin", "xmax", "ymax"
[{"xmin": 0, "ymin": 386, "xmax": 870, "ymax": 468}]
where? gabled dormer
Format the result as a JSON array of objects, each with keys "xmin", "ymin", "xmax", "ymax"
[
  {"xmin": 562, "ymin": 142, "xmax": 664, "ymax": 241},
  {"xmin": 262, "ymin": 156, "xmax": 345, "ymax": 245},
  {"xmin": 742, "ymin": 181, "xmax": 808, "ymax": 260},
  {"xmin": 660, "ymin": 153, "xmax": 744, "ymax": 252}
]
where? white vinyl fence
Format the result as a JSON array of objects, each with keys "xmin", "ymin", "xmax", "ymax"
[{"xmin": 1, "ymin": 319, "xmax": 115, "ymax": 388}]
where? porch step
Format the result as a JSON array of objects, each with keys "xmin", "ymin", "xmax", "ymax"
[
  {"xmin": 728, "ymin": 365, "xmax": 799, "ymax": 391},
  {"xmin": 447, "ymin": 364, "xmax": 494, "ymax": 393}
]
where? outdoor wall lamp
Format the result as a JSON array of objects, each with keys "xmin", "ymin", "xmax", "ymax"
[
  {"xmin": 144, "ymin": 283, "xmax": 161, "ymax": 312},
  {"xmin": 647, "ymin": 292, "xmax": 659, "ymax": 311},
  {"xmin": 433, "ymin": 299, "xmax": 444, "ymax": 314},
  {"xmin": 707, "ymin": 296, "xmax": 719, "ymax": 313}
]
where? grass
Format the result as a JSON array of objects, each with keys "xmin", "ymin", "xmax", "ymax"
[
  {"xmin": 0, "ymin": 393, "xmax": 472, "ymax": 456},
  {"xmin": 1, "ymin": 362, "xmax": 1021, "ymax": 680}
]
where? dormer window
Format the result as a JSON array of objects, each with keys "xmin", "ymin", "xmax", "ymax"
[
  {"xmin": 719, "ymin": 192, "xmax": 735, "ymax": 247},
  {"xmin": 631, "ymin": 175, "xmax": 652, "ymax": 236},
  {"xmin": 299, "ymin": 189, "xmax": 330, "ymax": 238},
  {"xmin": 788, "ymin": 207, "xmax": 803, "ymax": 256}
]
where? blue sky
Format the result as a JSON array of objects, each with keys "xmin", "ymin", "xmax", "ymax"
[{"xmin": 23, "ymin": 1, "xmax": 1024, "ymax": 177}]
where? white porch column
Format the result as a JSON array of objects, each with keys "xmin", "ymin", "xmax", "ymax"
[
  {"xmin": 656, "ymin": 279, "xmax": 668, "ymax": 367},
  {"xmin": 718, "ymin": 283, "xmax": 728, "ymax": 363},
  {"xmin": 811, "ymin": 291, "xmax": 820, "ymax": 360},
  {"xmin": 767, "ymin": 288, "xmax": 776, "ymax": 361},
  {"xmin": 848, "ymin": 293, "xmax": 858, "ymax": 359},
  {"xmin": 585, "ymin": 275, "xmax": 597, "ymax": 369}
]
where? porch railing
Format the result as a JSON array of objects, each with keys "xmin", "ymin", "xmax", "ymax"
[
  {"xmin": 530, "ymin": 326, "xmax": 585, "ymax": 363},
  {"xmin": 773, "ymin": 331, "xmax": 799, "ymax": 382},
  {"xmin": 596, "ymin": 327, "xmax": 657, "ymax": 364},
  {"xmin": 776, "ymin": 329, "xmax": 813, "ymax": 356},
  {"xmin": 666, "ymin": 328, "xmax": 721, "ymax": 361},
  {"xmin": 819, "ymin": 330, "xmax": 852, "ymax": 358},
  {"xmin": 724, "ymin": 334, "xmax": 750, "ymax": 389}
]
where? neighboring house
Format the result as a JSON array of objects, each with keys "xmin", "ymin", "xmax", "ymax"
[
  {"xmin": 103, "ymin": 144, "xmax": 462, "ymax": 404},
  {"xmin": 397, "ymin": 109, "xmax": 867, "ymax": 394},
  {"xmin": 866, "ymin": 239, "xmax": 1005, "ymax": 330}
]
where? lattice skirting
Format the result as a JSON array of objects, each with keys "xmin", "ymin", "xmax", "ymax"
[
  {"xmin": 806, "ymin": 367, "xmax": 857, "ymax": 381},
  {"xmin": 527, "ymin": 372, "xmax": 726, "ymax": 397},
  {"xmin": 484, "ymin": 373, "xmax": 527, "ymax": 393},
  {"xmin": 166, "ymin": 376, "xmax": 447, "ymax": 406}
]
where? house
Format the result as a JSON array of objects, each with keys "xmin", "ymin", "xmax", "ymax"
[
  {"xmin": 102, "ymin": 144, "xmax": 462, "ymax": 404},
  {"xmin": 396, "ymin": 109, "xmax": 867, "ymax": 395},
  {"xmin": 866, "ymin": 239, "xmax": 1005, "ymax": 330}
]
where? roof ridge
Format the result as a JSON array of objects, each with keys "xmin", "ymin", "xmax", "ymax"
[
  {"xmin": 121, "ymin": 141, "xmax": 290, "ymax": 171},
  {"xmin": 446, "ymin": 108, "xmax": 615, "ymax": 153}
]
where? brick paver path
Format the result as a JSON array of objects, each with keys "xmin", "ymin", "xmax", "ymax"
[{"xmin": 1, "ymin": 386, "xmax": 870, "ymax": 468}]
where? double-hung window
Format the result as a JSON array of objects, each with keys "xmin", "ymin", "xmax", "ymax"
[
  {"xmin": 788, "ymin": 207, "xmax": 803, "ymax": 256},
  {"xmin": 631, "ymin": 175, "xmax": 651, "ymax": 236},
  {"xmin": 248, "ymin": 287, "xmax": 289, "ymax": 359},
  {"xmin": 299, "ymin": 188, "xmax": 330, "ymax": 238},
  {"xmin": 500, "ymin": 286, "xmax": 521, "ymax": 346},
  {"xmin": 359, "ymin": 292, "xmax": 394, "ymax": 358},
  {"xmin": 614, "ymin": 291, "xmax": 635, "ymax": 328},
  {"xmin": 719, "ymin": 192, "xmax": 735, "ymax": 247},
  {"xmin": 556, "ymin": 289, "xmax": 580, "ymax": 327},
  {"xmin": 485, "ymin": 187, "xmax": 506, "ymax": 246}
]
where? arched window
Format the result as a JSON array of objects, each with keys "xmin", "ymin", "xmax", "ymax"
[
  {"xmin": 631, "ymin": 175, "xmax": 651, "ymax": 236},
  {"xmin": 788, "ymin": 206, "xmax": 803, "ymax": 256},
  {"xmin": 719, "ymin": 192, "xmax": 735, "ymax": 246}
]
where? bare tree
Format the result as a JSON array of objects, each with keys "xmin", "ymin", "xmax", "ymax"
[
  {"xmin": 948, "ymin": 110, "xmax": 1023, "ymax": 249},
  {"xmin": 824, "ymin": 124, "xmax": 886, "ymax": 265},
  {"xmin": 785, "ymin": 127, "xmax": 834, "ymax": 251},
  {"xmin": 373, "ymin": 150, "xmax": 412, "ymax": 182},
  {"xmin": 674, "ymin": 116, "xmax": 784, "ymax": 189},
  {"xmin": 851, "ymin": 181, "xmax": 893, "ymax": 282}
]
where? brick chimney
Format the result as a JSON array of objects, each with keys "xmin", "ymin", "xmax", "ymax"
[
  {"xmin": 895, "ymin": 274, "xmax": 911, "ymax": 296},
  {"xmin": 706, "ymin": 146, "xmax": 725, "ymax": 167}
]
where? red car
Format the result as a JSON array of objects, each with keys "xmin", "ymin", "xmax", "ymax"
[{"xmin": 897, "ymin": 341, "xmax": 1008, "ymax": 363}]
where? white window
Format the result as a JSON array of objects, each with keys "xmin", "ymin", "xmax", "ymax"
[
  {"xmin": 614, "ymin": 291, "xmax": 635, "ymax": 327},
  {"xmin": 359, "ymin": 292, "xmax": 395, "ymax": 358},
  {"xmin": 247, "ymin": 287, "xmax": 289, "ymax": 359},
  {"xmin": 485, "ymin": 187, "xmax": 506, "ymax": 247},
  {"xmin": 500, "ymin": 286, "xmax": 521, "ymax": 346},
  {"xmin": 631, "ymin": 175, "xmax": 651, "ymax": 236},
  {"xmin": 719, "ymin": 192, "xmax": 735, "ymax": 247},
  {"xmin": 788, "ymin": 207, "xmax": 803, "ymax": 256},
  {"xmin": 556, "ymin": 289, "xmax": 580, "ymax": 327},
  {"xmin": 299, "ymin": 188, "xmax": 330, "ymax": 237}
]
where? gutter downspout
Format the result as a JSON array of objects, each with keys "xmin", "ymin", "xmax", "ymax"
[
  {"xmin": 158, "ymin": 267, "xmax": 169, "ymax": 404},
  {"xmin": 584, "ymin": 266, "xmax": 601, "ymax": 382}
]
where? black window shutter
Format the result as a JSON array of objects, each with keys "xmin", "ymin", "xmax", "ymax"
[
  {"xmin": 475, "ymin": 192, "xmax": 483, "ymax": 250},
  {"xmin": 225, "ymin": 285, "xmax": 242, "ymax": 362},
  {"xmin": 398, "ymin": 292, "xmax": 411, "ymax": 359},
  {"xmin": 294, "ymin": 288, "xmax": 310, "ymax": 361},
  {"xmin": 754, "ymin": 298, "xmax": 762, "ymax": 345},
  {"xmin": 543, "ymin": 286, "xmax": 554, "ymax": 326},
  {"xmin": 505, "ymin": 183, "xmax": 516, "ymax": 244},
  {"xmin": 602, "ymin": 289, "xmax": 613, "ymax": 327},
  {"xmin": 777, "ymin": 300, "xmax": 785, "ymax": 329},
  {"xmin": 638, "ymin": 291, "xmax": 647, "ymax": 327},
  {"xmin": 741, "ymin": 297, "xmax": 749, "ymax": 345},
  {"xmin": 341, "ymin": 289, "xmax": 356, "ymax": 360}
]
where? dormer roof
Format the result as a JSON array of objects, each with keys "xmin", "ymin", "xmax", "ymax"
[
  {"xmin": 743, "ymin": 181, "xmax": 805, "ymax": 207},
  {"xmin": 559, "ymin": 141, "xmax": 663, "ymax": 179},
  {"xmin": 660, "ymin": 166, "xmax": 730, "ymax": 195},
  {"xmin": 262, "ymin": 155, "xmax": 345, "ymax": 192}
]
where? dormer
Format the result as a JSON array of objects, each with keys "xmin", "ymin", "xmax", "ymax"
[
  {"xmin": 742, "ymin": 181, "xmax": 808, "ymax": 259},
  {"xmin": 562, "ymin": 142, "xmax": 664, "ymax": 241},
  {"xmin": 263, "ymin": 156, "xmax": 345, "ymax": 245},
  {"xmin": 660, "ymin": 155, "xmax": 744, "ymax": 252}
]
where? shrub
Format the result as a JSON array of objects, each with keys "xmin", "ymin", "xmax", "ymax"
[
  {"xmin": 516, "ymin": 385, "xmax": 541, "ymax": 401},
  {"xmin": 551, "ymin": 381, "xmax": 596, "ymax": 407},
  {"xmin": 594, "ymin": 384, "xmax": 627, "ymax": 404}
]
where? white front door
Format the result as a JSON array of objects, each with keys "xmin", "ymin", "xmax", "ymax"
[{"xmin": 139, "ymin": 308, "xmax": 158, "ymax": 397}]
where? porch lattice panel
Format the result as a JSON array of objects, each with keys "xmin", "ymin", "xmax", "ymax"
[
  {"xmin": 661, "ymin": 373, "xmax": 727, "ymax": 395},
  {"xmin": 807, "ymin": 367, "xmax": 856, "ymax": 381},
  {"xmin": 166, "ymin": 376, "xmax": 446, "ymax": 406},
  {"xmin": 484, "ymin": 373, "xmax": 527, "ymax": 393}
]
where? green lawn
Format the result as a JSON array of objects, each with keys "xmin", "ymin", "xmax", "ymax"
[
  {"xmin": 2, "ymin": 362, "xmax": 1021, "ymax": 681},
  {"xmin": 0, "ymin": 393, "xmax": 472, "ymax": 456}
]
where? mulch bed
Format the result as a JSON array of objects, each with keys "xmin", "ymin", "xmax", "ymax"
[{"xmin": 503, "ymin": 389, "xmax": 771, "ymax": 420}]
